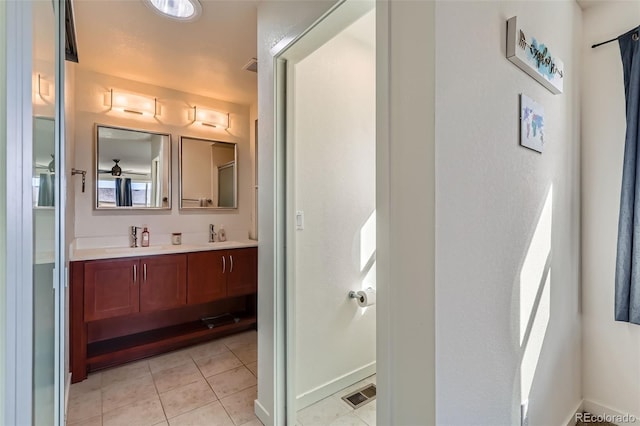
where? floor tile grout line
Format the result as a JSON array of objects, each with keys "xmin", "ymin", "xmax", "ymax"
[
  {"xmin": 218, "ymin": 394, "xmax": 238, "ymax": 426},
  {"xmin": 157, "ymin": 355, "xmax": 210, "ymax": 425},
  {"xmin": 149, "ymin": 362, "xmax": 170, "ymax": 424}
]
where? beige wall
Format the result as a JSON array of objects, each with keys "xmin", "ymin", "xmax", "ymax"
[
  {"xmin": 73, "ymin": 69, "xmax": 251, "ymax": 244},
  {"xmin": 582, "ymin": 1, "xmax": 640, "ymax": 420}
]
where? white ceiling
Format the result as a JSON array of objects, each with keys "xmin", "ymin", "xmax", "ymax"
[{"xmin": 73, "ymin": 0, "xmax": 258, "ymax": 106}]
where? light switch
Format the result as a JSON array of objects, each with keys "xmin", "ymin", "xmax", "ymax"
[{"xmin": 296, "ymin": 210, "xmax": 304, "ymax": 230}]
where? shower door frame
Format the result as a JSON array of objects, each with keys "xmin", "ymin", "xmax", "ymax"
[{"xmin": 4, "ymin": 1, "xmax": 67, "ymax": 425}]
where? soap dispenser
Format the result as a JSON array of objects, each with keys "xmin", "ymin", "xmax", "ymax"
[
  {"xmin": 218, "ymin": 225, "xmax": 227, "ymax": 242},
  {"xmin": 141, "ymin": 226, "xmax": 150, "ymax": 247}
]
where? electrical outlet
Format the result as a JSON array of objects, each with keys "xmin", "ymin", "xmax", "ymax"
[{"xmin": 521, "ymin": 400, "xmax": 529, "ymax": 426}]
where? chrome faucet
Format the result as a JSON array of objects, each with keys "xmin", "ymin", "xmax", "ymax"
[
  {"xmin": 130, "ymin": 226, "xmax": 142, "ymax": 248},
  {"xmin": 209, "ymin": 224, "xmax": 217, "ymax": 243}
]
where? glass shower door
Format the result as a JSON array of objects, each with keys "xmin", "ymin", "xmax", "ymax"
[{"xmin": 32, "ymin": 0, "xmax": 62, "ymax": 424}]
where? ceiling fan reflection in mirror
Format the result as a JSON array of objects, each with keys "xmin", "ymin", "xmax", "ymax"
[
  {"xmin": 35, "ymin": 154, "xmax": 55, "ymax": 173},
  {"xmin": 98, "ymin": 159, "xmax": 149, "ymax": 176}
]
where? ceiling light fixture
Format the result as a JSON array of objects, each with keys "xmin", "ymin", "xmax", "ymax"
[
  {"xmin": 189, "ymin": 106, "xmax": 230, "ymax": 129},
  {"xmin": 104, "ymin": 89, "xmax": 158, "ymax": 117},
  {"xmin": 143, "ymin": 0, "xmax": 202, "ymax": 21}
]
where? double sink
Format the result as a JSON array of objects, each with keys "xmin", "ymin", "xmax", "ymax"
[{"xmin": 71, "ymin": 240, "xmax": 258, "ymax": 261}]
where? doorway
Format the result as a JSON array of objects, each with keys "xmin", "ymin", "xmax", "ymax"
[{"xmin": 275, "ymin": 1, "xmax": 376, "ymax": 424}]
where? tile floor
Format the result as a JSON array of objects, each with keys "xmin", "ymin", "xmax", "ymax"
[
  {"xmin": 296, "ymin": 374, "xmax": 376, "ymax": 426},
  {"xmin": 66, "ymin": 330, "xmax": 262, "ymax": 426}
]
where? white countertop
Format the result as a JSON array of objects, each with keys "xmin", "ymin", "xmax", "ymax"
[{"xmin": 70, "ymin": 240, "xmax": 258, "ymax": 262}]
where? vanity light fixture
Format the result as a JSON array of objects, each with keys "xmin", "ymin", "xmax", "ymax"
[
  {"xmin": 104, "ymin": 89, "xmax": 158, "ymax": 117},
  {"xmin": 189, "ymin": 106, "xmax": 230, "ymax": 129},
  {"xmin": 143, "ymin": 0, "xmax": 202, "ymax": 22}
]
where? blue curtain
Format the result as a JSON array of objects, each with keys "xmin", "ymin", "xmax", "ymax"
[
  {"xmin": 115, "ymin": 177, "xmax": 132, "ymax": 207},
  {"xmin": 37, "ymin": 173, "xmax": 54, "ymax": 207},
  {"xmin": 615, "ymin": 27, "xmax": 640, "ymax": 324}
]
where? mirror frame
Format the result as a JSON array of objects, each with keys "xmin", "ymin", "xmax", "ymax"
[
  {"xmin": 178, "ymin": 136, "xmax": 238, "ymax": 211},
  {"xmin": 94, "ymin": 123, "xmax": 172, "ymax": 210}
]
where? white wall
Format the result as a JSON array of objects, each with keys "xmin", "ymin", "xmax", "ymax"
[
  {"xmin": 292, "ymin": 10, "xmax": 376, "ymax": 407},
  {"xmin": 379, "ymin": 2, "xmax": 437, "ymax": 424},
  {"xmin": 582, "ymin": 1, "xmax": 640, "ymax": 419},
  {"xmin": 73, "ymin": 69, "xmax": 252, "ymax": 245},
  {"xmin": 435, "ymin": 2, "xmax": 582, "ymax": 425},
  {"xmin": 256, "ymin": 2, "xmax": 338, "ymax": 424}
]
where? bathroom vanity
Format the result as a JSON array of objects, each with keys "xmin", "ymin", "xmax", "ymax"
[{"xmin": 69, "ymin": 242, "xmax": 257, "ymax": 383}]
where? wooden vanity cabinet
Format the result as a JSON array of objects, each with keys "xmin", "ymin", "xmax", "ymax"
[
  {"xmin": 71, "ymin": 247, "xmax": 257, "ymax": 383},
  {"xmin": 187, "ymin": 251, "xmax": 227, "ymax": 304},
  {"xmin": 84, "ymin": 258, "xmax": 139, "ymax": 322},
  {"xmin": 83, "ymin": 254, "xmax": 187, "ymax": 321},
  {"xmin": 227, "ymin": 248, "xmax": 258, "ymax": 297},
  {"xmin": 139, "ymin": 254, "xmax": 187, "ymax": 312},
  {"xmin": 186, "ymin": 248, "xmax": 258, "ymax": 303}
]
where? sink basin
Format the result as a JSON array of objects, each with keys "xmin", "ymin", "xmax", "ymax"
[
  {"xmin": 207, "ymin": 241, "xmax": 238, "ymax": 247},
  {"xmin": 104, "ymin": 245, "xmax": 170, "ymax": 254}
]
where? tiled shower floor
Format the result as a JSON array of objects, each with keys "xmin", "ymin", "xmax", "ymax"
[{"xmin": 66, "ymin": 330, "xmax": 261, "ymax": 426}]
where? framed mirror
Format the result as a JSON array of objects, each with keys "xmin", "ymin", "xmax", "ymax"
[
  {"xmin": 179, "ymin": 136, "xmax": 237, "ymax": 210},
  {"xmin": 33, "ymin": 117, "xmax": 56, "ymax": 208},
  {"xmin": 95, "ymin": 124, "xmax": 171, "ymax": 209}
]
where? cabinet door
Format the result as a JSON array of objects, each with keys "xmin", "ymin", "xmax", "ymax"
[
  {"xmin": 84, "ymin": 258, "xmax": 139, "ymax": 322},
  {"xmin": 140, "ymin": 254, "xmax": 187, "ymax": 312},
  {"xmin": 187, "ymin": 251, "xmax": 227, "ymax": 304},
  {"xmin": 226, "ymin": 248, "xmax": 258, "ymax": 297}
]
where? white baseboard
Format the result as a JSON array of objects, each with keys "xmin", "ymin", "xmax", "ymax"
[
  {"xmin": 582, "ymin": 399, "xmax": 640, "ymax": 425},
  {"xmin": 562, "ymin": 400, "xmax": 583, "ymax": 426},
  {"xmin": 255, "ymin": 399, "xmax": 271, "ymax": 426},
  {"xmin": 296, "ymin": 361, "xmax": 376, "ymax": 410}
]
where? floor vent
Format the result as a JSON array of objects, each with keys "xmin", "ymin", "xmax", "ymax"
[{"xmin": 342, "ymin": 384, "xmax": 376, "ymax": 409}]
